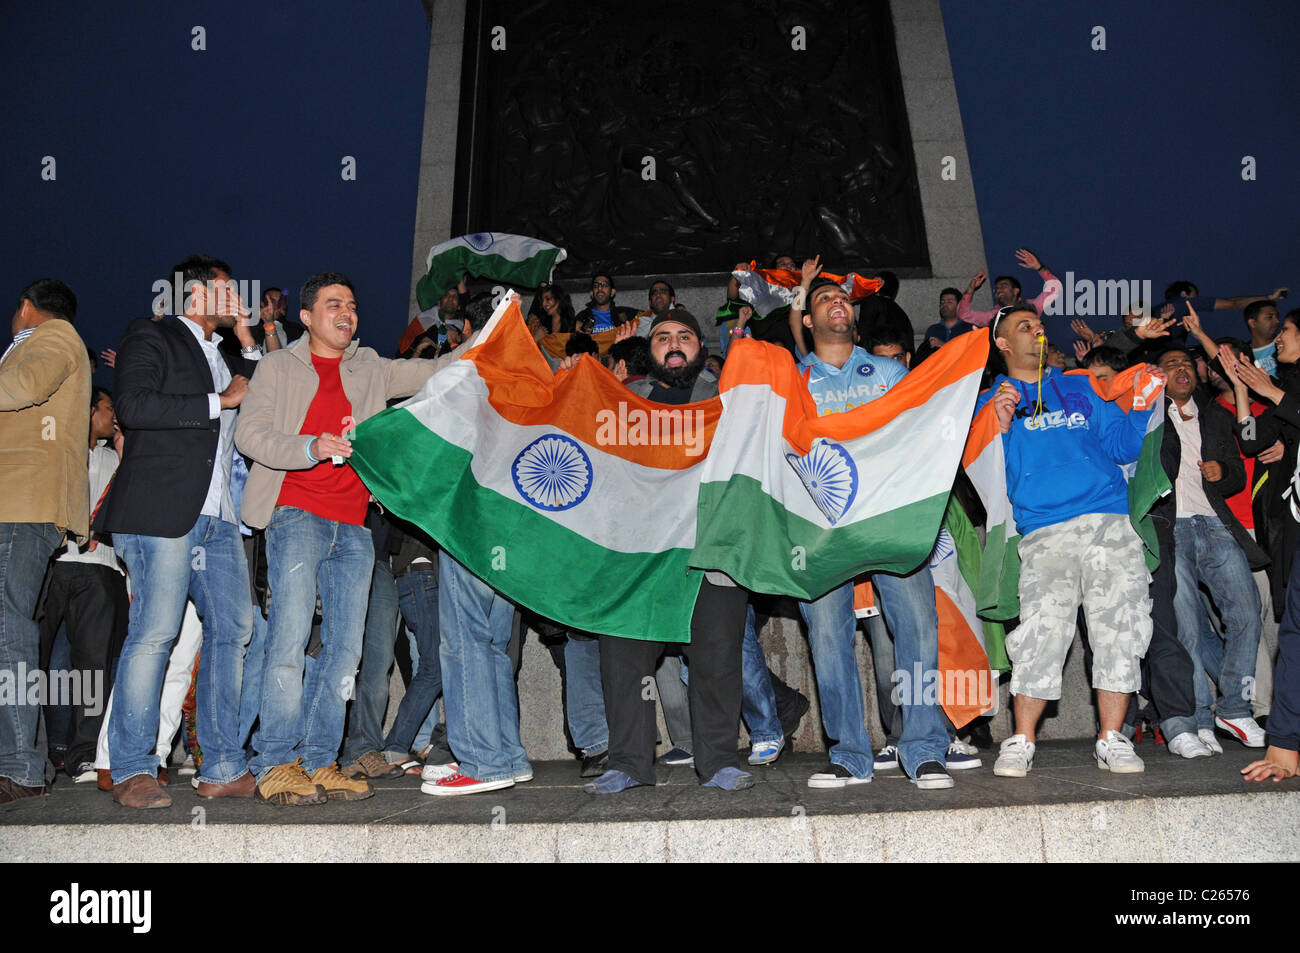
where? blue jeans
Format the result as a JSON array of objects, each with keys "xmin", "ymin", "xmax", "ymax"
[
  {"xmin": 564, "ymin": 634, "xmax": 608, "ymax": 756},
  {"xmin": 382, "ymin": 568, "xmax": 443, "ymax": 756},
  {"xmin": 239, "ymin": 606, "xmax": 268, "ymax": 755},
  {"xmin": 800, "ymin": 567, "xmax": 949, "ymax": 778},
  {"xmin": 340, "ymin": 558, "xmax": 399, "ymax": 763},
  {"xmin": 111, "ymin": 518, "xmax": 253, "ymax": 785},
  {"xmin": 0, "ymin": 522, "xmax": 63, "ymax": 786},
  {"xmin": 740, "ymin": 605, "xmax": 782, "ymax": 744},
  {"xmin": 251, "ymin": 507, "xmax": 374, "ymax": 777},
  {"xmin": 438, "ymin": 551, "xmax": 528, "ymax": 782},
  {"xmin": 864, "ymin": 614, "xmax": 904, "ymax": 746},
  {"xmin": 1173, "ymin": 516, "xmax": 1262, "ymax": 726}
]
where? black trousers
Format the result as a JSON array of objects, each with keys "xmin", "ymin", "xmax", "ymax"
[
  {"xmin": 38, "ymin": 562, "xmax": 127, "ymax": 768},
  {"xmin": 600, "ymin": 580, "xmax": 747, "ymax": 784}
]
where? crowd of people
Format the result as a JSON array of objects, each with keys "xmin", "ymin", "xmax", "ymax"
[{"xmin": 1, "ymin": 247, "xmax": 1297, "ymax": 815}]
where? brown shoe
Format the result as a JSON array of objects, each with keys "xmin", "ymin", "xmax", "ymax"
[
  {"xmin": 345, "ymin": 750, "xmax": 403, "ymax": 780},
  {"xmin": 112, "ymin": 774, "xmax": 172, "ymax": 809},
  {"xmin": 97, "ymin": 769, "xmax": 114, "ymax": 792},
  {"xmin": 309, "ymin": 763, "xmax": 375, "ymax": 801},
  {"xmin": 255, "ymin": 759, "xmax": 327, "ymax": 807},
  {"xmin": 0, "ymin": 777, "xmax": 47, "ymax": 811},
  {"xmin": 157, "ymin": 767, "xmax": 170, "ymax": 786},
  {"xmin": 195, "ymin": 771, "xmax": 256, "ymax": 799}
]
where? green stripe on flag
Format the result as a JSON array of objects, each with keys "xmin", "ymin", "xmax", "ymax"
[
  {"xmin": 945, "ymin": 496, "xmax": 1009, "ymax": 673},
  {"xmin": 691, "ymin": 475, "xmax": 948, "ymax": 600},
  {"xmin": 416, "ymin": 247, "xmax": 563, "ymax": 310},
  {"xmin": 350, "ymin": 407, "xmax": 702, "ymax": 642},
  {"xmin": 976, "ymin": 521, "xmax": 1021, "ymax": 624},
  {"xmin": 1128, "ymin": 424, "xmax": 1171, "ymax": 572}
]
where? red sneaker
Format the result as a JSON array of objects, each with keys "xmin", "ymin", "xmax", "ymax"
[{"xmin": 420, "ymin": 770, "xmax": 514, "ymax": 797}]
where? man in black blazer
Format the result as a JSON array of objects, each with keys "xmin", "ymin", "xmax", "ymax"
[{"xmin": 96, "ymin": 254, "xmax": 262, "ymax": 808}]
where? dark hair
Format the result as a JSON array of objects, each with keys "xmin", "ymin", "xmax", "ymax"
[
  {"xmin": 939, "ymin": 287, "xmax": 962, "ymax": 300},
  {"xmin": 1285, "ymin": 308, "xmax": 1300, "ymax": 330},
  {"xmin": 876, "ymin": 270, "xmax": 899, "ymax": 299},
  {"xmin": 993, "ymin": 274, "xmax": 1021, "ymax": 293},
  {"xmin": 867, "ymin": 325, "xmax": 913, "ymax": 357},
  {"xmin": 1164, "ymin": 280, "xmax": 1198, "ymax": 300},
  {"xmin": 1243, "ymin": 299, "xmax": 1276, "ymax": 325},
  {"xmin": 1214, "ymin": 336, "xmax": 1251, "ymax": 362},
  {"xmin": 170, "ymin": 255, "xmax": 233, "ymax": 303},
  {"xmin": 590, "ymin": 272, "xmax": 615, "ymax": 290},
  {"xmin": 19, "ymin": 278, "xmax": 77, "ymax": 323},
  {"xmin": 527, "ymin": 282, "xmax": 576, "ymax": 333},
  {"xmin": 300, "ymin": 272, "xmax": 355, "ymax": 312},
  {"xmin": 608, "ymin": 335, "xmax": 652, "ymax": 376},
  {"xmin": 648, "ymin": 279, "xmax": 675, "ymax": 300},
  {"xmin": 565, "ymin": 333, "xmax": 599, "ymax": 357},
  {"xmin": 987, "ymin": 303, "xmax": 1039, "ymax": 379},
  {"xmin": 461, "ymin": 291, "xmax": 496, "ymax": 332},
  {"xmin": 1084, "ymin": 345, "xmax": 1127, "ymax": 373},
  {"xmin": 91, "ymin": 385, "xmax": 112, "ymax": 413},
  {"xmin": 1154, "ymin": 345, "xmax": 1193, "ymax": 365}
]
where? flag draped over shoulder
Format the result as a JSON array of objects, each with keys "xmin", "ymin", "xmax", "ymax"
[
  {"xmin": 414, "ymin": 233, "xmax": 566, "ymax": 310},
  {"xmin": 963, "ymin": 362, "xmax": 1170, "ymax": 621},
  {"xmin": 731, "ymin": 265, "xmax": 883, "ymax": 318},
  {"xmin": 350, "ymin": 297, "xmax": 717, "ymax": 644},
  {"xmin": 687, "ymin": 330, "xmax": 989, "ymax": 599}
]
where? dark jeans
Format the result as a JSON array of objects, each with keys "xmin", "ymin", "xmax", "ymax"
[
  {"xmin": 38, "ymin": 561, "xmax": 127, "ymax": 769},
  {"xmin": 340, "ymin": 559, "xmax": 400, "ymax": 764},
  {"xmin": 382, "ymin": 568, "xmax": 442, "ymax": 756},
  {"xmin": 1265, "ymin": 548, "xmax": 1300, "ymax": 750},
  {"xmin": 600, "ymin": 580, "xmax": 746, "ymax": 784},
  {"xmin": 0, "ymin": 523, "xmax": 64, "ymax": 786}
]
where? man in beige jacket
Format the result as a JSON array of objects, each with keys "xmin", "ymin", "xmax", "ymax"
[
  {"xmin": 235, "ymin": 271, "xmax": 471, "ymax": 805},
  {"xmin": 0, "ymin": 279, "xmax": 91, "ymax": 810}
]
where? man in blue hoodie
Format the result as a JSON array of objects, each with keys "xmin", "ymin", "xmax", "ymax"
[{"xmin": 977, "ymin": 305, "xmax": 1156, "ymax": 776}]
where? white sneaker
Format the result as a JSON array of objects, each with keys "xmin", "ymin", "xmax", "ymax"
[
  {"xmin": 993, "ymin": 734, "xmax": 1035, "ymax": 777},
  {"xmin": 420, "ymin": 761, "xmax": 460, "ymax": 783},
  {"xmin": 1215, "ymin": 715, "xmax": 1266, "ymax": 748},
  {"xmin": 807, "ymin": 763, "xmax": 872, "ymax": 788},
  {"xmin": 1167, "ymin": 731, "xmax": 1213, "ymax": 759},
  {"xmin": 1197, "ymin": 728, "xmax": 1223, "ymax": 754},
  {"xmin": 1095, "ymin": 730, "xmax": 1145, "ymax": 773}
]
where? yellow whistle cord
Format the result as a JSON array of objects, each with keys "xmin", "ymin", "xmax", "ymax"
[{"xmin": 1034, "ymin": 336, "xmax": 1046, "ymax": 424}]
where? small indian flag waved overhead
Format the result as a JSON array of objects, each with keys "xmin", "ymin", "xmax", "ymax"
[
  {"xmin": 731, "ymin": 263, "xmax": 883, "ymax": 318},
  {"xmin": 687, "ymin": 328, "xmax": 989, "ymax": 599},
  {"xmin": 963, "ymin": 361, "xmax": 1169, "ymax": 620},
  {"xmin": 414, "ymin": 233, "xmax": 567, "ymax": 310},
  {"xmin": 350, "ymin": 295, "xmax": 719, "ymax": 643}
]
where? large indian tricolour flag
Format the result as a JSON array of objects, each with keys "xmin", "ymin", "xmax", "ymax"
[
  {"xmin": 687, "ymin": 329, "xmax": 989, "ymax": 598},
  {"xmin": 350, "ymin": 296, "xmax": 718, "ymax": 643},
  {"xmin": 963, "ymin": 362, "xmax": 1169, "ymax": 621}
]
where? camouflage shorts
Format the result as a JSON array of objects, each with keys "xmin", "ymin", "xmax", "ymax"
[{"xmin": 1007, "ymin": 512, "xmax": 1153, "ymax": 700}]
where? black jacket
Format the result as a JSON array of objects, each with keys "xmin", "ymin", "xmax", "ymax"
[
  {"xmin": 1160, "ymin": 391, "xmax": 1268, "ymax": 571},
  {"xmin": 573, "ymin": 304, "xmax": 638, "ymax": 335},
  {"xmin": 96, "ymin": 317, "xmax": 257, "ymax": 538}
]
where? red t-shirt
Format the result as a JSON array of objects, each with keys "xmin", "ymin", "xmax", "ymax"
[
  {"xmin": 276, "ymin": 354, "xmax": 369, "ymax": 525},
  {"xmin": 1216, "ymin": 394, "xmax": 1262, "ymax": 531}
]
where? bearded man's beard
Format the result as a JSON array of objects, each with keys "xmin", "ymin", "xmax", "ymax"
[{"xmin": 653, "ymin": 348, "xmax": 706, "ymax": 389}]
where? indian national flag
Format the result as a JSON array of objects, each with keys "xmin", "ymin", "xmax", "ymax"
[
  {"xmin": 731, "ymin": 264, "xmax": 883, "ymax": 318},
  {"xmin": 687, "ymin": 328, "xmax": 989, "ymax": 597},
  {"xmin": 350, "ymin": 296, "xmax": 719, "ymax": 644},
  {"xmin": 851, "ymin": 497, "xmax": 1002, "ymax": 728},
  {"xmin": 414, "ymin": 233, "xmax": 566, "ymax": 310},
  {"xmin": 963, "ymin": 362, "xmax": 1170, "ymax": 622}
]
